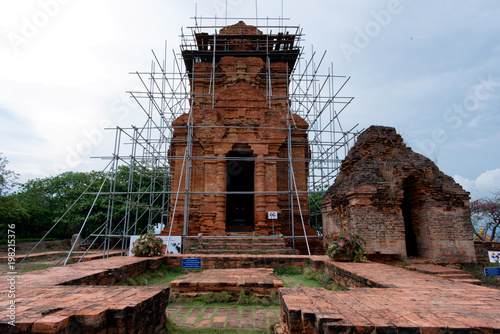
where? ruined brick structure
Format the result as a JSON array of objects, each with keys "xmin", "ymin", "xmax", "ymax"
[
  {"xmin": 163, "ymin": 22, "xmax": 320, "ymax": 253},
  {"xmin": 321, "ymin": 126, "xmax": 476, "ymax": 263}
]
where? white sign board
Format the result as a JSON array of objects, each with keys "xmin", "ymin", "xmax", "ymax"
[
  {"xmin": 488, "ymin": 251, "xmax": 500, "ymax": 263},
  {"xmin": 268, "ymin": 211, "xmax": 278, "ymax": 219},
  {"xmin": 129, "ymin": 235, "xmax": 182, "ymax": 256}
]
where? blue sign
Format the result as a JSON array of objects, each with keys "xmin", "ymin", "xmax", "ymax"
[
  {"xmin": 182, "ymin": 258, "xmax": 202, "ymax": 269},
  {"xmin": 484, "ymin": 267, "xmax": 500, "ymax": 277}
]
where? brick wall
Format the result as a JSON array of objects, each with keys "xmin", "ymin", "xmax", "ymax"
[{"xmin": 475, "ymin": 241, "xmax": 500, "ymax": 263}]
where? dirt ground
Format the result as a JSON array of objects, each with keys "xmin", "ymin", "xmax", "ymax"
[
  {"xmin": 1, "ymin": 239, "xmax": 82, "ymax": 276},
  {"xmin": 0, "ymin": 239, "xmax": 72, "ymax": 256}
]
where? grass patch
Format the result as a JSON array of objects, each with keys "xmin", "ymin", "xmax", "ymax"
[
  {"xmin": 18, "ymin": 263, "xmax": 53, "ymax": 273},
  {"xmin": 461, "ymin": 263, "xmax": 500, "ymax": 289},
  {"xmin": 168, "ymin": 328, "xmax": 267, "ymax": 334},
  {"xmin": 275, "ymin": 266, "xmax": 345, "ymax": 291},
  {"xmin": 273, "ymin": 266, "xmax": 302, "ymax": 275},
  {"xmin": 120, "ymin": 265, "xmax": 192, "ymax": 287},
  {"xmin": 235, "ymin": 290, "xmax": 279, "ymax": 306},
  {"xmin": 194, "ymin": 291, "xmax": 233, "ymax": 304}
]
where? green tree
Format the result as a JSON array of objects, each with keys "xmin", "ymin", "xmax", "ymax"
[
  {"xmin": 13, "ymin": 164, "xmax": 169, "ymax": 240},
  {"xmin": 0, "ymin": 153, "xmax": 18, "ymax": 196},
  {"xmin": 309, "ymin": 186, "xmax": 327, "ymax": 235},
  {"xmin": 0, "ymin": 154, "xmax": 27, "ymax": 238}
]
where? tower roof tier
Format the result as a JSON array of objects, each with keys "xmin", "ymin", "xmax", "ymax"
[{"xmin": 181, "ymin": 21, "xmax": 300, "ymax": 75}]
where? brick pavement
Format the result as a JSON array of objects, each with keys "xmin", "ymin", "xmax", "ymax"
[
  {"xmin": 279, "ymin": 259, "xmax": 500, "ymax": 333},
  {"xmin": 166, "ymin": 305, "xmax": 280, "ymax": 330},
  {"xmin": 0, "ymin": 256, "xmax": 169, "ymax": 333},
  {"xmin": 2, "ymin": 254, "xmax": 499, "ymax": 333},
  {"xmin": 170, "ymin": 268, "xmax": 283, "ymax": 299}
]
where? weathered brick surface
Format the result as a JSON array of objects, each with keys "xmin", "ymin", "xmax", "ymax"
[
  {"xmin": 3, "ymin": 254, "xmax": 499, "ymax": 333},
  {"xmin": 163, "ymin": 21, "xmax": 321, "ymax": 254},
  {"xmin": 0, "ymin": 256, "xmax": 169, "ymax": 334},
  {"xmin": 170, "ymin": 268, "xmax": 283, "ymax": 300},
  {"xmin": 279, "ymin": 259, "xmax": 500, "ymax": 334},
  {"xmin": 321, "ymin": 126, "xmax": 476, "ymax": 263}
]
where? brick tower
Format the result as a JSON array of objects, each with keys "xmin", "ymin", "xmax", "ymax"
[{"xmin": 163, "ymin": 21, "xmax": 319, "ymax": 253}]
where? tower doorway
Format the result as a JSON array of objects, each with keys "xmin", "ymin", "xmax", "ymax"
[
  {"xmin": 402, "ymin": 176, "xmax": 419, "ymax": 257},
  {"xmin": 226, "ymin": 145, "xmax": 254, "ymax": 232}
]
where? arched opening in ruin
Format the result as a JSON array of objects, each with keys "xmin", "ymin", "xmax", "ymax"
[
  {"xmin": 226, "ymin": 145, "xmax": 254, "ymax": 232},
  {"xmin": 401, "ymin": 176, "xmax": 422, "ymax": 257}
]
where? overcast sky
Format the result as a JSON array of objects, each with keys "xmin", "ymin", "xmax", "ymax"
[{"xmin": 1, "ymin": 0, "xmax": 499, "ymax": 200}]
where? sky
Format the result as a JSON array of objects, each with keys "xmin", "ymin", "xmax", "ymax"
[{"xmin": 0, "ymin": 0, "xmax": 499, "ymax": 201}]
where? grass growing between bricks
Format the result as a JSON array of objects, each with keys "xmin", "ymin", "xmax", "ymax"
[
  {"xmin": 275, "ymin": 265, "xmax": 346, "ymax": 291},
  {"xmin": 461, "ymin": 263, "xmax": 500, "ymax": 289},
  {"xmin": 121, "ymin": 265, "xmax": 198, "ymax": 287},
  {"xmin": 166, "ymin": 303, "xmax": 280, "ymax": 333},
  {"xmin": 18, "ymin": 263, "xmax": 54, "ymax": 273},
  {"xmin": 123, "ymin": 265, "xmax": 345, "ymax": 331}
]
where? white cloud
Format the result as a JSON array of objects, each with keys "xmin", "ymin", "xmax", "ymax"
[
  {"xmin": 454, "ymin": 169, "xmax": 500, "ymax": 200},
  {"xmin": 0, "ymin": 0, "xmax": 499, "ymax": 185}
]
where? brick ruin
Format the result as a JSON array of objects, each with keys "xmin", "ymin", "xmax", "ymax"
[
  {"xmin": 321, "ymin": 126, "xmax": 477, "ymax": 263},
  {"xmin": 162, "ymin": 21, "xmax": 320, "ymax": 253}
]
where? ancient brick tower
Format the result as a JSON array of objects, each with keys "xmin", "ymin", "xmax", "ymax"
[
  {"xmin": 321, "ymin": 126, "xmax": 477, "ymax": 263},
  {"xmin": 163, "ymin": 21, "xmax": 320, "ymax": 252}
]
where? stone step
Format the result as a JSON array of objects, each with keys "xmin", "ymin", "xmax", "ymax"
[
  {"xmin": 404, "ymin": 263, "xmax": 482, "ymax": 285},
  {"xmin": 450, "ymin": 278, "xmax": 482, "ymax": 285},
  {"xmin": 187, "ymin": 236, "xmax": 293, "ymax": 255},
  {"xmin": 193, "ymin": 248, "xmax": 298, "ymax": 255},
  {"xmin": 199, "ymin": 243, "xmax": 286, "ymax": 249},
  {"xmin": 437, "ymin": 273, "xmax": 475, "ymax": 280},
  {"xmin": 200, "ymin": 238, "xmax": 286, "ymax": 243}
]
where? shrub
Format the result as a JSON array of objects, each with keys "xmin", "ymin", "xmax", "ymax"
[
  {"xmin": 326, "ymin": 230, "xmax": 366, "ymax": 262},
  {"xmin": 131, "ymin": 233, "xmax": 164, "ymax": 257}
]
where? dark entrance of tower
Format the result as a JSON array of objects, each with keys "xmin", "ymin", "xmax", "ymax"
[
  {"xmin": 226, "ymin": 145, "xmax": 254, "ymax": 232},
  {"xmin": 401, "ymin": 176, "xmax": 421, "ymax": 257}
]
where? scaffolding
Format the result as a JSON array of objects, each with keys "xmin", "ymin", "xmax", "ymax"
[{"xmin": 18, "ymin": 16, "xmax": 358, "ymax": 266}]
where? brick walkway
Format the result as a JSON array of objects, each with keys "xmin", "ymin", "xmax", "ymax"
[
  {"xmin": 171, "ymin": 268, "xmax": 283, "ymax": 299},
  {"xmin": 0, "ymin": 256, "xmax": 169, "ymax": 333},
  {"xmin": 167, "ymin": 306, "xmax": 280, "ymax": 330},
  {"xmin": 280, "ymin": 260, "xmax": 500, "ymax": 333}
]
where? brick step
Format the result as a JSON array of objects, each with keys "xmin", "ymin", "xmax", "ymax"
[
  {"xmin": 192, "ymin": 248, "xmax": 298, "ymax": 254},
  {"xmin": 450, "ymin": 278, "xmax": 482, "ymax": 285},
  {"xmin": 405, "ymin": 258, "xmax": 436, "ymax": 265},
  {"xmin": 437, "ymin": 273, "xmax": 475, "ymax": 280},
  {"xmin": 200, "ymin": 238, "xmax": 286, "ymax": 243},
  {"xmin": 404, "ymin": 263, "xmax": 482, "ymax": 285},
  {"xmin": 199, "ymin": 243, "xmax": 286, "ymax": 249}
]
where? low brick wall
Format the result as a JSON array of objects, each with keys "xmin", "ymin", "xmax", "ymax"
[
  {"xmin": 475, "ymin": 241, "xmax": 500, "ymax": 263},
  {"xmin": 163, "ymin": 254, "xmax": 381, "ymax": 289},
  {"xmin": 60, "ymin": 257, "xmax": 170, "ymax": 286},
  {"xmin": 163, "ymin": 254, "xmax": 309, "ymax": 270}
]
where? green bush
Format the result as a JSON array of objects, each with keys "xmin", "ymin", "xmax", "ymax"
[
  {"xmin": 131, "ymin": 234, "xmax": 164, "ymax": 257},
  {"xmin": 326, "ymin": 230, "xmax": 367, "ymax": 262}
]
